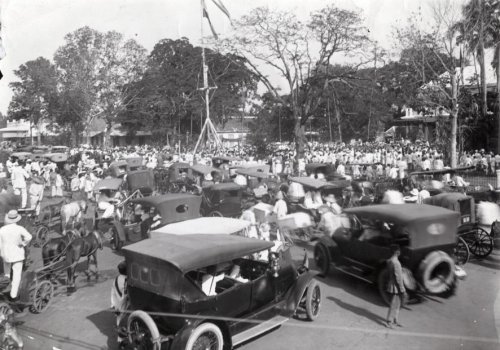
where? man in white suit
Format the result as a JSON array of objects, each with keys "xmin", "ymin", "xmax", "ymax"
[{"xmin": 0, "ymin": 210, "xmax": 32, "ymax": 303}]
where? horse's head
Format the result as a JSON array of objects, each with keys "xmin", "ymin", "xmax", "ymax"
[{"xmin": 79, "ymin": 200, "xmax": 88, "ymax": 214}]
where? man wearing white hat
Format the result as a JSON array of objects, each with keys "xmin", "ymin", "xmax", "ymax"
[{"xmin": 0, "ymin": 210, "xmax": 32, "ymax": 302}]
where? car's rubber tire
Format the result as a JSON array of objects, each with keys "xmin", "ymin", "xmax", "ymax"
[
  {"xmin": 313, "ymin": 243, "xmax": 331, "ymax": 276},
  {"xmin": 185, "ymin": 322, "xmax": 224, "ymax": 350},
  {"xmin": 127, "ymin": 310, "xmax": 161, "ymax": 350},
  {"xmin": 418, "ymin": 251, "xmax": 455, "ymax": 294},
  {"xmin": 305, "ymin": 280, "xmax": 321, "ymax": 321}
]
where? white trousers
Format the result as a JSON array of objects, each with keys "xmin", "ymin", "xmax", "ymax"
[
  {"xmin": 4, "ymin": 261, "xmax": 23, "ymax": 299},
  {"xmin": 15, "ymin": 187, "xmax": 27, "ymax": 208}
]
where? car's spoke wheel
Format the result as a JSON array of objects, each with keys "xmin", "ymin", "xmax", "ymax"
[
  {"xmin": 127, "ymin": 311, "xmax": 160, "ymax": 350},
  {"xmin": 462, "ymin": 227, "xmax": 493, "ymax": 258},
  {"xmin": 186, "ymin": 322, "xmax": 223, "ymax": 350},
  {"xmin": 454, "ymin": 236, "xmax": 470, "ymax": 265},
  {"xmin": 313, "ymin": 243, "xmax": 330, "ymax": 275},
  {"xmin": 305, "ymin": 280, "xmax": 321, "ymax": 321}
]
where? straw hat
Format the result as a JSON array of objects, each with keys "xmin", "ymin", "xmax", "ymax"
[
  {"xmin": 5, "ymin": 210, "xmax": 21, "ymax": 224},
  {"xmin": 410, "ymin": 188, "xmax": 419, "ymax": 196}
]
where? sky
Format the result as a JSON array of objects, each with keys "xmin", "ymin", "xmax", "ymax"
[{"xmin": 0, "ymin": 0, "xmax": 432, "ymax": 115}]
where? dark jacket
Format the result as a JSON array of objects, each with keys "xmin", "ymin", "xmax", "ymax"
[{"xmin": 386, "ymin": 256, "xmax": 406, "ymax": 294}]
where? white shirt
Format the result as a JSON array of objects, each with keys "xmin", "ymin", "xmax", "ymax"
[
  {"xmin": 273, "ymin": 199, "xmax": 288, "ymax": 218},
  {"xmin": 11, "ymin": 166, "xmax": 29, "ymax": 189},
  {"xmin": 0, "ymin": 223, "xmax": 32, "ymax": 263}
]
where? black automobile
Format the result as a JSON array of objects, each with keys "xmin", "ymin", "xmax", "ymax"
[
  {"xmin": 122, "ymin": 233, "xmax": 321, "ymax": 350},
  {"xmin": 313, "ymin": 204, "xmax": 465, "ymax": 304}
]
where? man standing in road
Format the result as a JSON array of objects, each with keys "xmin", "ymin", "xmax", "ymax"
[
  {"xmin": 0, "ymin": 210, "xmax": 32, "ymax": 309},
  {"xmin": 111, "ymin": 261, "xmax": 129, "ymax": 348},
  {"xmin": 385, "ymin": 244, "xmax": 406, "ymax": 329},
  {"xmin": 11, "ymin": 161, "xmax": 30, "ymax": 208}
]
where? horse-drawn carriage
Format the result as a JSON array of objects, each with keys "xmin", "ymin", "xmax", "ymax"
[
  {"xmin": 122, "ymin": 232, "xmax": 320, "ymax": 349},
  {"xmin": 201, "ymin": 183, "xmax": 243, "ymax": 218},
  {"xmin": 423, "ymin": 192, "xmax": 495, "ymax": 265},
  {"xmin": 107, "ymin": 193, "xmax": 202, "ymax": 250}
]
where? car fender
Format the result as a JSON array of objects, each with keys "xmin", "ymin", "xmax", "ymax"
[
  {"xmin": 282, "ymin": 271, "xmax": 318, "ymax": 317},
  {"xmin": 169, "ymin": 317, "xmax": 232, "ymax": 350}
]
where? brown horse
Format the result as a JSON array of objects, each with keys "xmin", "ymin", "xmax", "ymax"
[{"xmin": 65, "ymin": 230, "xmax": 103, "ymax": 293}]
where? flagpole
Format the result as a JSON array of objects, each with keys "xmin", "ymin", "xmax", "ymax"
[{"xmin": 194, "ymin": 0, "xmax": 225, "ymax": 155}]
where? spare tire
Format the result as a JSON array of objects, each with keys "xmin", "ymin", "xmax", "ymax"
[{"xmin": 418, "ymin": 251, "xmax": 455, "ymax": 294}]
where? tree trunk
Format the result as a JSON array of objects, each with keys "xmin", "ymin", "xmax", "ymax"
[
  {"xmin": 333, "ymin": 97, "xmax": 342, "ymax": 143},
  {"xmin": 294, "ymin": 116, "xmax": 305, "ymax": 174},
  {"xmin": 479, "ymin": 1, "xmax": 487, "ymax": 119},
  {"xmin": 497, "ymin": 44, "xmax": 500, "ymax": 153},
  {"xmin": 450, "ymin": 72, "xmax": 458, "ymax": 168},
  {"xmin": 71, "ymin": 127, "xmax": 78, "ymax": 148},
  {"xmin": 104, "ymin": 123, "xmax": 112, "ymax": 149},
  {"xmin": 35, "ymin": 121, "xmax": 42, "ymax": 146}
]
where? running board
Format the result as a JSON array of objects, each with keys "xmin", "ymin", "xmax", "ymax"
[
  {"xmin": 232, "ymin": 315, "xmax": 288, "ymax": 346},
  {"xmin": 335, "ymin": 266, "xmax": 373, "ymax": 284}
]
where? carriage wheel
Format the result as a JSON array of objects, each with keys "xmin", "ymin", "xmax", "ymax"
[
  {"xmin": 127, "ymin": 310, "xmax": 161, "ymax": 350},
  {"xmin": 35, "ymin": 225, "xmax": 50, "ymax": 248},
  {"xmin": 209, "ymin": 211, "xmax": 223, "ymax": 217},
  {"xmin": 461, "ymin": 227, "xmax": 494, "ymax": 258},
  {"xmin": 30, "ymin": 280, "xmax": 54, "ymax": 314},
  {"xmin": 454, "ymin": 236, "xmax": 470, "ymax": 266}
]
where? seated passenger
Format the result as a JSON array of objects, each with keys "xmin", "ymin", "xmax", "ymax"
[
  {"xmin": 98, "ymin": 189, "xmax": 120, "ymax": 220},
  {"xmin": 318, "ymin": 205, "xmax": 343, "ymax": 238},
  {"xmin": 228, "ymin": 262, "xmax": 249, "ymax": 283},
  {"xmin": 201, "ymin": 265, "xmax": 225, "ymax": 296}
]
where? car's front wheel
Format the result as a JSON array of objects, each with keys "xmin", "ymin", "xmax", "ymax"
[
  {"xmin": 186, "ymin": 322, "xmax": 223, "ymax": 350},
  {"xmin": 314, "ymin": 243, "xmax": 331, "ymax": 275},
  {"xmin": 305, "ymin": 280, "xmax": 321, "ymax": 321},
  {"xmin": 127, "ymin": 310, "xmax": 161, "ymax": 350}
]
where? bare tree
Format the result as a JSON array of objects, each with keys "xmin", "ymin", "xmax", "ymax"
[
  {"xmin": 218, "ymin": 5, "xmax": 370, "ymax": 170},
  {"xmin": 394, "ymin": 0, "xmax": 462, "ymax": 166}
]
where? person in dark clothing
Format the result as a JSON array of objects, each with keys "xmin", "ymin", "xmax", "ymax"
[{"xmin": 385, "ymin": 244, "xmax": 406, "ymax": 329}]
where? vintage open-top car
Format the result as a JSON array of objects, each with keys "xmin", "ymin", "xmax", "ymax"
[
  {"xmin": 123, "ymin": 233, "xmax": 320, "ymax": 350},
  {"xmin": 201, "ymin": 182, "xmax": 243, "ymax": 217},
  {"xmin": 314, "ymin": 204, "xmax": 464, "ymax": 304},
  {"xmin": 125, "ymin": 169, "xmax": 155, "ymax": 196},
  {"xmin": 109, "ymin": 193, "xmax": 202, "ymax": 250}
]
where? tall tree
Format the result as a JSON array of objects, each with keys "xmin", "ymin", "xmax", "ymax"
[
  {"xmin": 218, "ymin": 5, "xmax": 370, "ymax": 170},
  {"xmin": 119, "ymin": 38, "xmax": 257, "ymax": 144},
  {"xmin": 394, "ymin": 1, "xmax": 462, "ymax": 166},
  {"xmin": 8, "ymin": 57, "xmax": 58, "ymax": 145},
  {"xmin": 53, "ymin": 26, "xmax": 146, "ymax": 145}
]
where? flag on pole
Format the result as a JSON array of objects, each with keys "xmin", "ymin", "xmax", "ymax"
[
  {"xmin": 202, "ymin": 0, "xmax": 219, "ymax": 39},
  {"xmin": 211, "ymin": 0, "xmax": 231, "ymax": 21}
]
